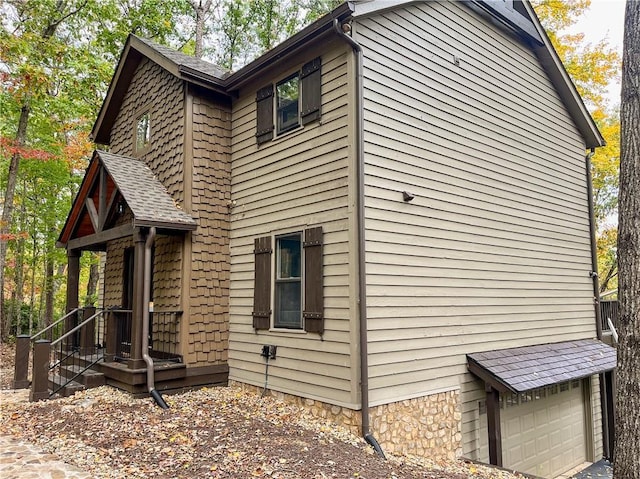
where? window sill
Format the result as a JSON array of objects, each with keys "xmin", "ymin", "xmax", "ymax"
[
  {"xmin": 272, "ymin": 124, "xmax": 304, "ymax": 142},
  {"xmin": 268, "ymin": 327, "xmax": 307, "ymax": 335}
]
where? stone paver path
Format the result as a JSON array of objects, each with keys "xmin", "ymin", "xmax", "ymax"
[
  {"xmin": 0, "ymin": 434, "xmax": 94, "ymax": 479},
  {"xmin": 0, "ymin": 389, "xmax": 94, "ymax": 479}
]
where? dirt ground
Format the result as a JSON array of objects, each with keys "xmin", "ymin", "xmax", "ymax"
[{"xmin": 0, "ymin": 342, "xmax": 524, "ymax": 479}]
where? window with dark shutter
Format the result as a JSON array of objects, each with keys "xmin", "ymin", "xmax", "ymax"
[
  {"xmin": 256, "ymin": 85, "xmax": 274, "ymax": 145},
  {"xmin": 252, "ymin": 236, "xmax": 272, "ymax": 329},
  {"xmin": 303, "ymin": 226, "xmax": 323, "ymax": 333},
  {"xmin": 300, "ymin": 57, "xmax": 321, "ymax": 125}
]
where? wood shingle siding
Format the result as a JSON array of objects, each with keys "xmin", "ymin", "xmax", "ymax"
[
  {"xmin": 186, "ymin": 92, "xmax": 232, "ymax": 366},
  {"xmin": 355, "ymin": 1, "xmax": 597, "ymax": 460},
  {"xmin": 107, "ymin": 59, "xmax": 186, "ymax": 315},
  {"xmin": 228, "ymin": 42, "xmax": 360, "ymax": 408}
]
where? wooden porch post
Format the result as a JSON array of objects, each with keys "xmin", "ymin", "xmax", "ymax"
[
  {"xmin": 129, "ymin": 228, "xmax": 146, "ymax": 369},
  {"xmin": 79, "ymin": 306, "xmax": 96, "ymax": 356},
  {"xmin": 486, "ymin": 384, "xmax": 503, "ymax": 467},
  {"xmin": 65, "ymin": 249, "xmax": 81, "ymax": 349},
  {"xmin": 12, "ymin": 334, "xmax": 30, "ymax": 389},
  {"xmin": 30, "ymin": 339, "xmax": 50, "ymax": 402}
]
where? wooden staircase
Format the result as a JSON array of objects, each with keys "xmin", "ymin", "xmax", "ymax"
[
  {"xmin": 48, "ymin": 351, "xmax": 107, "ymax": 397},
  {"xmin": 12, "ymin": 307, "xmax": 108, "ymax": 400}
]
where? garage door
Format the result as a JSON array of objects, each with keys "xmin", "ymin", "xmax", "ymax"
[{"xmin": 479, "ymin": 380, "xmax": 587, "ymax": 478}]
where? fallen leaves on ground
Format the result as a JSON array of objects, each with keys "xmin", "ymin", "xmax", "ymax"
[{"xmin": 0, "ymin": 343, "xmax": 526, "ymax": 479}]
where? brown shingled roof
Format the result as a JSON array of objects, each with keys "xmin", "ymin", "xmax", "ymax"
[
  {"xmin": 97, "ymin": 150, "xmax": 196, "ymax": 230},
  {"xmin": 467, "ymin": 339, "xmax": 616, "ymax": 393},
  {"xmin": 58, "ymin": 150, "xmax": 196, "ymax": 248}
]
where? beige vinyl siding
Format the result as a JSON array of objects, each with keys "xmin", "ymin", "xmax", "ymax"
[
  {"xmin": 355, "ymin": 0, "xmax": 598, "ymax": 458},
  {"xmin": 228, "ymin": 42, "xmax": 360, "ymax": 408}
]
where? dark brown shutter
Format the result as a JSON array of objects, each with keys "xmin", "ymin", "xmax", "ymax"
[
  {"xmin": 300, "ymin": 57, "xmax": 321, "ymax": 126},
  {"xmin": 303, "ymin": 226, "xmax": 323, "ymax": 333},
  {"xmin": 256, "ymin": 85, "xmax": 274, "ymax": 144},
  {"xmin": 252, "ymin": 236, "xmax": 272, "ymax": 329}
]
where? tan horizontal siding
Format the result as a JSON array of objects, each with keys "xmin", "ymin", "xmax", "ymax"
[
  {"xmin": 228, "ymin": 43, "xmax": 359, "ymax": 408},
  {"xmin": 355, "ymin": 1, "xmax": 598, "ymax": 459}
]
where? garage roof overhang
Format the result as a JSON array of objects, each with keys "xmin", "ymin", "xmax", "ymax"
[{"xmin": 467, "ymin": 339, "xmax": 617, "ymax": 394}]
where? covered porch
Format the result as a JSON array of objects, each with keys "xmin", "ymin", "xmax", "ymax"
[{"xmin": 57, "ymin": 150, "xmax": 197, "ymax": 391}]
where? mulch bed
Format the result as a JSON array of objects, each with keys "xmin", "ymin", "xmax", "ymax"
[{"xmin": 0, "ymin": 343, "xmax": 524, "ymax": 479}]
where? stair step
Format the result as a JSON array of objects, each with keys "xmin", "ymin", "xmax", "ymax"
[
  {"xmin": 48, "ymin": 374, "xmax": 85, "ymax": 398},
  {"xmin": 59, "ymin": 364, "xmax": 106, "ymax": 388}
]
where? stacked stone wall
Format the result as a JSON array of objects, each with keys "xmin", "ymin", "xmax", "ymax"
[
  {"xmin": 370, "ymin": 390, "xmax": 462, "ymax": 460},
  {"xmin": 231, "ymin": 381, "xmax": 461, "ymax": 460}
]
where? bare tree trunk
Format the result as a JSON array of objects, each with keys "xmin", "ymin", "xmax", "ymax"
[
  {"xmin": 0, "ymin": 103, "xmax": 30, "ymax": 341},
  {"xmin": 191, "ymin": 0, "xmax": 214, "ymax": 58},
  {"xmin": 28, "ymin": 231, "xmax": 37, "ymax": 335},
  {"xmin": 614, "ymin": 1, "xmax": 640, "ymax": 477},
  {"xmin": 0, "ymin": 0, "xmax": 86, "ymax": 341},
  {"xmin": 85, "ymin": 254, "xmax": 99, "ymax": 306},
  {"xmin": 44, "ymin": 255, "xmax": 54, "ymax": 328}
]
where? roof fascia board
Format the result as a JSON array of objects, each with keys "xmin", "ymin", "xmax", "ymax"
[
  {"xmin": 225, "ymin": 2, "xmax": 353, "ymax": 91},
  {"xmin": 520, "ymin": 0, "xmax": 605, "ymax": 148},
  {"xmin": 349, "ymin": 0, "xmax": 415, "ymax": 18},
  {"xmin": 58, "ymin": 151, "xmax": 101, "ymax": 246},
  {"xmin": 91, "ymin": 38, "xmax": 142, "ymax": 145},
  {"xmin": 178, "ymin": 65, "xmax": 228, "ymax": 94},
  {"xmin": 467, "ymin": 0, "xmax": 543, "ymax": 45},
  {"xmin": 133, "ymin": 218, "xmax": 197, "ymax": 231},
  {"xmin": 129, "ymin": 35, "xmax": 182, "ymax": 77}
]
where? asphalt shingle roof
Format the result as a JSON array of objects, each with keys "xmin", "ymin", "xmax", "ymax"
[
  {"xmin": 97, "ymin": 150, "xmax": 196, "ymax": 230},
  {"xmin": 135, "ymin": 36, "xmax": 229, "ymax": 81},
  {"xmin": 467, "ymin": 339, "xmax": 616, "ymax": 393}
]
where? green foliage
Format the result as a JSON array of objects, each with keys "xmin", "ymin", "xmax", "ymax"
[
  {"xmin": 532, "ymin": 0, "xmax": 621, "ymax": 288},
  {"xmin": 1, "ymin": 0, "xmax": 196, "ymax": 335}
]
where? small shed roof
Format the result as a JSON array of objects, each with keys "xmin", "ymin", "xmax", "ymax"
[
  {"xmin": 467, "ymin": 339, "xmax": 617, "ymax": 393},
  {"xmin": 98, "ymin": 150, "xmax": 196, "ymax": 229},
  {"xmin": 58, "ymin": 150, "xmax": 196, "ymax": 249}
]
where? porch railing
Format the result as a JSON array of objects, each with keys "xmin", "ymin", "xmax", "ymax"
[
  {"xmin": 109, "ymin": 309, "xmax": 182, "ymax": 363},
  {"xmin": 600, "ymin": 300, "xmax": 619, "ymax": 332},
  {"xmin": 47, "ymin": 307, "xmax": 106, "ymax": 397},
  {"xmin": 12, "ymin": 308, "xmax": 81, "ymax": 389},
  {"xmin": 19, "ymin": 307, "xmax": 107, "ymax": 400}
]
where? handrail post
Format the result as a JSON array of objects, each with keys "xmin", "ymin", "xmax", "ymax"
[
  {"xmin": 79, "ymin": 306, "xmax": 96, "ymax": 355},
  {"xmin": 65, "ymin": 249, "xmax": 81, "ymax": 350},
  {"xmin": 30, "ymin": 339, "xmax": 50, "ymax": 402},
  {"xmin": 105, "ymin": 310, "xmax": 116, "ymax": 362},
  {"xmin": 13, "ymin": 335, "xmax": 31, "ymax": 389}
]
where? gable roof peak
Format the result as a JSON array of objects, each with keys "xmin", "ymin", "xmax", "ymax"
[{"xmin": 130, "ymin": 35, "xmax": 230, "ymax": 82}]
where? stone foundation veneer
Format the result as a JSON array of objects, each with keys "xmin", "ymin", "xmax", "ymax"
[
  {"xmin": 230, "ymin": 381, "xmax": 461, "ymax": 460},
  {"xmin": 370, "ymin": 390, "xmax": 462, "ymax": 460}
]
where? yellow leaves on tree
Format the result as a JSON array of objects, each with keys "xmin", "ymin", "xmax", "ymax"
[
  {"xmin": 532, "ymin": 0, "xmax": 620, "ymax": 113},
  {"xmin": 533, "ymin": 0, "xmax": 621, "ymax": 292},
  {"xmin": 61, "ymin": 129, "xmax": 93, "ymax": 172}
]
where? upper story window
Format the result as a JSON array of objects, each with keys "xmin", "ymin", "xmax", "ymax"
[
  {"xmin": 276, "ymin": 74, "xmax": 300, "ymax": 135},
  {"xmin": 255, "ymin": 57, "xmax": 322, "ymax": 144},
  {"xmin": 135, "ymin": 111, "xmax": 151, "ymax": 153}
]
